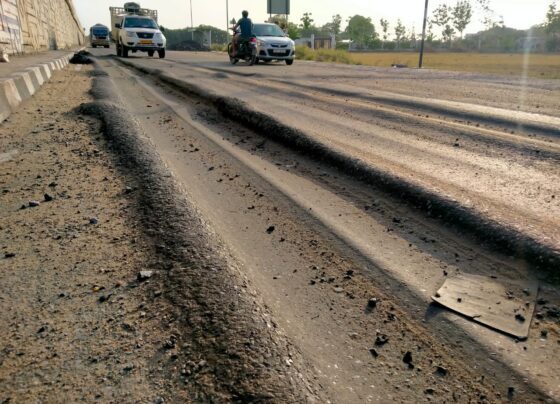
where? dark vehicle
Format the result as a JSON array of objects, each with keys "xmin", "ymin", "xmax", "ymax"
[
  {"xmin": 228, "ymin": 28, "xmax": 257, "ymax": 65},
  {"xmin": 90, "ymin": 24, "xmax": 110, "ymax": 48}
]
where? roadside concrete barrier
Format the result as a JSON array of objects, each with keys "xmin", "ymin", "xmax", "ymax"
[{"xmin": 0, "ymin": 54, "xmax": 72, "ymax": 123}]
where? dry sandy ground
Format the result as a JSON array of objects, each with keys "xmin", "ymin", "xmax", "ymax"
[{"xmin": 0, "ymin": 66, "xmax": 176, "ymax": 402}]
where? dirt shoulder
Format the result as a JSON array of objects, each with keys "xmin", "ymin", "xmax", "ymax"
[
  {"xmin": 0, "ymin": 64, "xmax": 172, "ymax": 402},
  {"xmin": 0, "ymin": 65, "xmax": 319, "ymax": 402}
]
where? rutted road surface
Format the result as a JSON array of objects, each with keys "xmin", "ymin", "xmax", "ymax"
[
  {"xmin": 82, "ymin": 48, "xmax": 560, "ymax": 401},
  {"xmin": 113, "ymin": 50, "xmax": 560, "ymax": 263},
  {"xmin": 3, "ymin": 48, "xmax": 558, "ymax": 402}
]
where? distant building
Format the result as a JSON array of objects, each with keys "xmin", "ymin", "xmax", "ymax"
[
  {"xmin": 295, "ymin": 33, "xmax": 335, "ymax": 49},
  {"xmin": 517, "ymin": 36, "xmax": 546, "ymax": 52}
]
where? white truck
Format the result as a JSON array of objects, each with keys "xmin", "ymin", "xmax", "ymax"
[{"xmin": 110, "ymin": 2, "xmax": 166, "ymax": 58}]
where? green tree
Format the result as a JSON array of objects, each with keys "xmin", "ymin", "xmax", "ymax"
[
  {"xmin": 452, "ymin": 0, "xmax": 473, "ymax": 38},
  {"xmin": 475, "ymin": 0, "xmax": 498, "ymax": 29},
  {"xmin": 345, "ymin": 15, "xmax": 376, "ymax": 48},
  {"xmin": 427, "ymin": 20, "xmax": 435, "ymax": 42},
  {"xmin": 545, "ymin": 1, "xmax": 560, "ymax": 33},
  {"xmin": 268, "ymin": 14, "xmax": 287, "ymax": 30},
  {"xmin": 300, "ymin": 12, "xmax": 314, "ymax": 30},
  {"xmin": 442, "ymin": 24, "xmax": 456, "ymax": 46},
  {"xmin": 380, "ymin": 18, "xmax": 389, "ymax": 48},
  {"xmin": 321, "ymin": 15, "xmax": 342, "ymax": 36},
  {"xmin": 394, "ymin": 19, "xmax": 407, "ymax": 48},
  {"xmin": 432, "ymin": 4, "xmax": 455, "ymax": 46},
  {"xmin": 544, "ymin": 1, "xmax": 560, "ymax": 50},
  {"xmin": 287, "ymin": 22, "xmax": 300, "ymax": 40}
]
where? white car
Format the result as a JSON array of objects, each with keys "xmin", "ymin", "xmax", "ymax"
[
  {"xmin": 254, "ymin": 23, "xmax": 295, "ymax": 65},
  {"xmin": 115, "ymin": 15, "xmax": 166, "ymax": 58}
]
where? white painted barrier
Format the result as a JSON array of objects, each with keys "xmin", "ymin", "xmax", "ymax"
[{"xmin": 0, "ymin": 53, "xmax": 74, "ymax": 124}]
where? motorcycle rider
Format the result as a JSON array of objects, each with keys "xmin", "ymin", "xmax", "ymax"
[{"xmin": 232, "ymin": 10, "xmax": 253, "ymax": 56}]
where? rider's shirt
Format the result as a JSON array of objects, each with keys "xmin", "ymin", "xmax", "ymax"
[{"xmin": 238, "ymin": 17, "xmax": 253, "ymax": 39}]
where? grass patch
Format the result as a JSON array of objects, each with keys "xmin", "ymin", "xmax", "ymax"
[
  {"xmin": 211, "ymin": 44, "xmax": 227, "ymax": 52},
  {"xmin": 295, "ymin": 46, "xmax": 560, "ymax": 79},
  {"xmin": 295, "ymin": 45, "xmax": 353, "ymax": 64}
]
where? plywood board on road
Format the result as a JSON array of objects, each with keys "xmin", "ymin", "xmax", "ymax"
[{"xmin": 432, "ymin": 273, "xmax": 538, "ymax": 340}]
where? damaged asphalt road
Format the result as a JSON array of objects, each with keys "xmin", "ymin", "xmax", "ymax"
[{"xmin": 1, "ymin": 51, "xmax": 559, "ymax": 403}]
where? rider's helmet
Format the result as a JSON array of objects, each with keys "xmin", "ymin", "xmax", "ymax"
[{"xmin": 242, "ymin": 10, "xmax": 249, "ymax": 18}]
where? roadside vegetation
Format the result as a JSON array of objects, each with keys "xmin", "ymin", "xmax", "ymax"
[
  {"xmin": 295, "ymin": 46, "xmax": 560, "ymax": 79},
  {"xmin": 295, "ymin": 45, "xmax": 353, "ymax": 63},
  {"xmin": 163, "ymin": 0, "xmax": 560, "ymax": 79}
]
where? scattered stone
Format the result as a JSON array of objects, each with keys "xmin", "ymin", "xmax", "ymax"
[
  {"xmin": 367, "ymin": 298, "xmax": 378, "ymax": 310},
  {"xmin": 369, "ymin": 348, "xmax": 379, "ymax": 358},
  {"xmin": 515, "ymin": 313, "xmax": 525, "ymax": 322},
  {"xmin": 537, "ymin": 298, "xmax": 548, "ymax": 305},
  {"xmin": 333, "ymin": 287, "xmax": 344, "ymax": 293},
  {"xmin": 540, "ymin": 330, "xmax": 548, "ymax": 338},
  {"xmin": 44, "ymin": 193, "xmax": 54, "ymax": 202},
  {"xmin": 138, "ymin": 270, "xmax": 154, "ymax": 281},
  {"xmin": 89, "ymin": 217, "xmax": 99, "ymax": 225},
  {"xmin": 98, "ymin": 294, "xmax": 110, "ymax": 303},
  {"xmin": 48, "ymin": 182, "xmax": 58, "ymax": 188},
  {"xmin": 424, "ymin": 388, "xmax": 435, "ymax": 395},
  {"xmin": 434, "ymin": 366, "xmax": 448, "ymax": 377},
  {"xmin": 123, "ymin": 363, "xmax": 135, "ymax": 372},
  {"xmin": 266, "ymin": 225, "xmax": 275, "ymax": 234},
  {"xmin": 375, "ymin": 334, "xmax": 389, "ymax": 346},
  {"xmin": 124, "ymin": 186, "xmax": 134, "ymax": 194},
  {"xmin": 155, "ymin": 397, "xmax": 165, "ymax": 404},
  {"xmin": 403, "ymin": 351, "xmax": 414, "ymax": 369},
  {"xmin": 28, "ymin": 200, "xmax": 40, "ymax": 207},
  {"xmin": 4, "ymin": 253, "xmax": 16, "ymax": 259},
  {"xmin": 70, "ymin": 50, "xmax": 93, "ymax": 65},
  {"xmin": 122, "ymin": 323, "xmax": 136, "ymax": 332},
  {"xmin": 507, "ymin": 387, "xmax": 515, "ymax": 399},
  {"xmin": 546, "ymin": 306, "xmax": 560, "ymax": 318},
  {"xmin": 349, "ymin": 332, "xmax": 359, "ymax": 340}
]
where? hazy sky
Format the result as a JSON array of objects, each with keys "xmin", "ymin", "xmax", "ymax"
[{"xmin": 75, "ymin": 0, "xmax": 551, "ymax": 35}]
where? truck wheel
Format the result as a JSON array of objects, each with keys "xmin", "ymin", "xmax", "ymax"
[
  {"xmin": 285, "ymin": 59, "xmax": 294, "ymax": 65},
  {"xmin": 148, "ymin": 51, "xmax": 154, "ymax": 57},
  {"xmin": 158, "ymin": 49, "xmax": 165, "ymax": 59},
  {"xmin": 122, "ymin": 45, "xmax": 129, "ymax": 58},
  {"xmin": 92, "ymin": 45, "xmax": 96, "ymax": 49},
  {"xmin": 105, "ymin": 45, "xmax": 110, "ymax": 49},
  {"xmin": 116, "ymin": 44, "xmax": 121, "ymax": 57}
]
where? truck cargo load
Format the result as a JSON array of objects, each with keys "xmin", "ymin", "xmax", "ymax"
[{"xmin": 90, "ymin": 24, "xmax": 110, "ymax": 48}]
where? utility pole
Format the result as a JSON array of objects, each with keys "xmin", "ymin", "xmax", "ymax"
[
  {"xmin": 419, "ymin": 0, "xmax": 429, "ymax": 68},
  {"xmin": 226, "ymin": 0, "xmax": 229, "ymax": 41},
  {"xmin": 190, "ymin": 0, "xmax": 194, "ymax": 41}
]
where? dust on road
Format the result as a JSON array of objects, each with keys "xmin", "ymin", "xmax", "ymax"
[{"xmin": 0, "ymin": 65, "xmax": 172, "ymax": 402}]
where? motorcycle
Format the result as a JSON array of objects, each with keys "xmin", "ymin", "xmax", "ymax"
[{"xmin": 228, "ymin": 28, "xmax": 257, "ymax": 66}]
